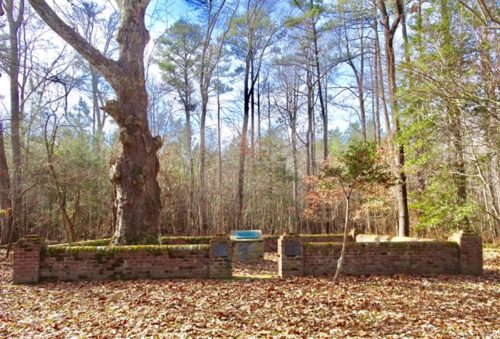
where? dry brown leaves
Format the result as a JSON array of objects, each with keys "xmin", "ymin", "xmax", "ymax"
[{"xmin": 0, "ymin": 248, "xmax": 498, "ymax": 337}]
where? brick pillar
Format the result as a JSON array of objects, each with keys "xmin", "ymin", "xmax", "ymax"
[
  {"xmin": 349, "ymin": 228, "xmax": 361, "ymax": 242},
  {"xmin": 278, "ymin": 234, "xmax": 304, "ymax": 278},
  {"xmin": 13, "ymin": 236, "xmax": 45, "ymax": 284},
  {"xmin": 209, "ymin": 235, "xmax": 232, "ymax": 278},
  {"xmin": 448, "ymin": 230, "xmax": 483, "ymax": 276}
]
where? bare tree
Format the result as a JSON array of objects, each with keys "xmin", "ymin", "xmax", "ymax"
[{"xmin": 192, "ymin": 0, "xmax": 237, "ymax": 231}]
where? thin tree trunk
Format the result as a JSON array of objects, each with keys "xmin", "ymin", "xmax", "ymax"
[
  {"xmin": 0, "ymin": 122, "xmax": 12, "ymax": 245},
  {"xmin": 373, "ymin": 7, "xmax": 391, "ymax": 135},
  {"xmin": 306, "ymin": 67, "xmax": 313, "ymax": 176},
  {"xmin": 6, "ymin": 0, "xmax": 24, "ymax": 243},
  {"xmin": 377, "ymin": 0, "xmax": 410, "ymax": 236},
  {"xmin": 238, "ymin": 50, "xmax": 252, "ymax": 228},
  {"xmin": 333, "ymin": 194, "xmax": 350, "ymax": 283},
  {"xmin": 312, "ymin": 23, "xmax": 328, "ymax": 160},
  {"xmin": 217, "ymin": 75, "xmax": 223, "ymax": 234},
  {"xmin": 371, "ymin": 63, "xmax": 381, "ymax": 142}
]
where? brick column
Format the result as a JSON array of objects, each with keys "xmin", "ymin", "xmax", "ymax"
[
  {"xmin": 13, "ymin": 236, "xmax": 45, "ymax": 284},
  {"xmin": 349, "ymin": 228, "xmax": 361, "ymax": 242},
  {"xmin": 448, "ymin": 230, "xmax": 483, "ymax": 276},
  {"xmin": 278, "ymin": 234, "xmax": 304, "ymax": 278},
  {"xmin": 209, "ymin": 235, "xmax": 232, "ymax": 278}
]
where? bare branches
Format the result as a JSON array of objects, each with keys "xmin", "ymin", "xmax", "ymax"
[{"xmin": 28, "ymin": 0, "xmax": 124, "ymax": 87}]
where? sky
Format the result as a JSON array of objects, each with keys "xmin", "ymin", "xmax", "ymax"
[{"xmin": 0, "ymin": 0, "xmax": 356, "ymax": 145}]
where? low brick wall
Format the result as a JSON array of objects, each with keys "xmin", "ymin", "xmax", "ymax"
[
  {"xmin": 356, "ymin": 234, "xmax": 436, "ymax": 242},
  {"xmin": 160, "ymin": 236, "xmax": 212, "ymax": 245},
  {"xmin": 13, "ymin": 236, "xmax": 232, "ymax": 284},
  {"xmin": 265, "ymin": 233, "xmax": 354, "ymax": 253},
  {"xmin": 279, "ymin": 231, "xmax": 483, "ymax": 277},
  {"xmin": 303, "ymin": 242, "xmax": 460, "ymax": 276}
]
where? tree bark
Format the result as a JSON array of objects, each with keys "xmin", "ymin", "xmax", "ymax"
[
  {"xmin": 311, "ymin": 22, "xmax": 328, "ymax": 160},
  {"xmin": 6, "ymin": 0, "xmax": 24, "ymax": 243},
  {"xmin": 29, "ymin": 0, "xmax": 162, "ymax": 244},
  {"xmin": 377, "ymin": 0, "xmax": 410, "ymax": 236},
  {"xmin": 333, "ymin": 195, "xmax": 350, "ymax": 283},
  {"xmin": 373, "ymin": 6, "xmax": 391, "ymax": 135},
  {"xmin": 0, "ymin": 123, "xmax": 12, "ymax": 245}
]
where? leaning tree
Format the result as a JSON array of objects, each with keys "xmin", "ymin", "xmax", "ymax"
[{"xmin": 28, "ymin": 0, "xmax": 162, "ymax": 244}]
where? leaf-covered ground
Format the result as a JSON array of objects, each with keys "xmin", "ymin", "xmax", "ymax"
[{"xmin": 0, "ymin": 248, "xmax": 498, "ymax": 337}]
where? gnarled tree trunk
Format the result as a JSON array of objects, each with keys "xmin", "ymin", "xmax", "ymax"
[{"xmin": 29, "ymin": 0, "xmax": 162, "ymax": 244}]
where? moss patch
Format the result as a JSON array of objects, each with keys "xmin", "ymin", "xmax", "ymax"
[
  {"xmin": 160, "ymin": 236, "xmax": 212, "ymax": 244},
  {"xmin": 303, "ymin": 241, "xmax": 459, "ymax": 250},
  {"xmin": 55, "ymin": 239, "xmax": 112, "ymax": 247},
  {"xmin": 45, "ymin": 244, "xmax": 210, "ymax": 259},
  {"xmin": 299, "ymin": 233, "xmax": 344, "ymax": 238}
]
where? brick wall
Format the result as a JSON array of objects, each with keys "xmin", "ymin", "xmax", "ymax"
[
  {"xmin": 303, "ymin": 242, "xmax": 460, "ymax": 276},
  {"xmin": 448, "ymin": 230, "xmax": 483, "ymax": 275},
  {"xmin": 13, "ymin": 236, "xmax": 44, "ymax": 284},
  {"xmin": 278, "ymin": 231, "xmax": 483, "ymax": 277},
  {"xmin": 266, "ymin": 233, "xmax": 353, "ymax": 253},
  {"xmin": 13, "ymin": 235, "xmax": 232, "ymax": 284},
  {"xmin": 209, "ymin": 236, "xmax": 232, "ymax": 278},
  {"xmin": 278, "ymin": 234, "xmax": 304, "ymax": 278}
]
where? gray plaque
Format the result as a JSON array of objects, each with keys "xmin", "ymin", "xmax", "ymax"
[
  {"xmin": 212, "ymin": 242, "xmax": 229, "ymax": 257},
  {"xmin": 285, "ymin": 240, "xmax": 301, "ymax": 256}
]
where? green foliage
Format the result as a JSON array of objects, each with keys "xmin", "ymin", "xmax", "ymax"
[
  {"xmin": 319, "ymin": 141, "xmax": 393, "ymax": 193},
  {"xmin": 410, "ymin": 174, "xmax": 478, "ymax": 233},
  {"xmin": 156, "ymin": 19, "xmax": 202, "ymax": 110}
]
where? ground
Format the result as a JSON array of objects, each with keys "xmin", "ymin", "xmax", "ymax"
[{"xmin": 0, "ymin": 249, "xmax": 498, "ymax": 337}]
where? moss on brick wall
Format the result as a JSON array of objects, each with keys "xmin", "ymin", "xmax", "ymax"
[
  {"xmin": 45, "ymin": 244, "xmax": 210, "ymax": 261},
  {"xmin": 56, "ymin": 239, "xmax": 112, "ymax": 247},
  {"xmin": 298, "ymin": 233, "xmax": 344, "ymax": 238},
  {"xmin": 160, "ymin": 236, "xmax": 212, "ymax": 244},
  {"xmin": 52, "ymin": 236, "xmax": 213, "ymax": 247}
]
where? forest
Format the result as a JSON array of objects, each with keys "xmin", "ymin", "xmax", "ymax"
[{"xmin": 0, "ymin": 0, "xmax": 498, "ymax": 245}]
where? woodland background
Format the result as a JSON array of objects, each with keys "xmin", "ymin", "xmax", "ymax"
[{"xmin": 0, "ymin": 0, "xmax": 498, "ymax": 244}]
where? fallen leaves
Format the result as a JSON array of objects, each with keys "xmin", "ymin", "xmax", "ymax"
[{"xmin": 0, "ymin": 248, "xmax": 498, "ymax": 337}]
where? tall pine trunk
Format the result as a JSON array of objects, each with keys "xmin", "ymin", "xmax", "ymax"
[{"xmin": 377, "ymin": 0, "xmax": 410, "ymax": 236}]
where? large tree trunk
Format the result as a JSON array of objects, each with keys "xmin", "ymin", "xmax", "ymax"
[
  {"xmin": 29, "ymin": 0, "xmax": 162, "ymax": 244},
  {"xmin": 107, "ymin": 92, "xmax": 162, "ymax": 244}
]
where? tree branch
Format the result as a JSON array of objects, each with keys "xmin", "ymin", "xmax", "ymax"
[{"xmin": 28, "ymin": 0, "xmax": 124, "ymax": 87}]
